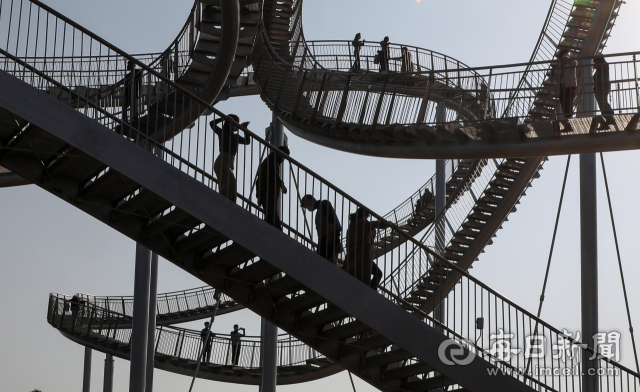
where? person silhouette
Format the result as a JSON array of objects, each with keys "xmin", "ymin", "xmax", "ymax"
[
  {"xmin": 255, "ymin": 145, "xmax": 289, "ymax": 230},
  {"xmin": 210, "ymin": 114, "xmax": 251, "ymax": 202},
  {"xmin": 122, "ymin": 60, "xmax": 142, "ymax": 123},
  {"xmin": 379, "ymin": 36, "xmax": 390, "ymax": 72},
  {"xmin": 552, "ymin": 49, "xmax": 577, "ymax": 133},
  {"xmin": 593, "ymin": 55, "xmax": 616, "ymax": 130},
  {"xmin": 351, "ymin": 33, "xmax": 364, "ymax": 70},
  {"xmin": 301, "ymin": 194, "xmax": 343, "ymax": 264}
]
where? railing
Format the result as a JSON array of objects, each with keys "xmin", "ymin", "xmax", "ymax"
[
  {"xmin": 47, "ymin": 294, "xmax": 325, "ymax": 369},
  {"xmin": 5, "ymin": 1, "xmax": 640, "ymax": 390},
  {"xmin": 256, "ymin": 3, "xmax": 640, "ymax": 131},
  {"xmin": 76, "ymin": 287, "xmax": 237, "ymax": 319},
  {"xmin": 504, "ymin": 0, "xmax": 623, "ymax": 117}
]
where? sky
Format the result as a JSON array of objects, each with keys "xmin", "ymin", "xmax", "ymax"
[{"xmin": 2, "ymin": 0, "xmax": 640, "ymax": 391}]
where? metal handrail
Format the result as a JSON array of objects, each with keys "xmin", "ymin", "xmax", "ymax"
[
  {"xmin": 6, "ymin": 1, "xmax": 640, "ymax": 389},
  {"xmin": 48, "ymin": 294, "xmax": 327, "ymax": 369}
]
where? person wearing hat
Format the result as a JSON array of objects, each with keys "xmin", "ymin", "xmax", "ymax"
[
  {"xmin": 255, "ymin": 145, "xmax": 289, "ymax": 230},
  {"xmin": 301, "ymin": 194, "xmax": 343, "ymax": 264},
  {"xmin": 344, "ymin": 207, "xmax": 391, "ymax": 289}
]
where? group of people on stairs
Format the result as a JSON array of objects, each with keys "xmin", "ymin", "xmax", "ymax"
[{"xmin": 210, "ymin": 116, "xmax": 391, "ymax": 291}]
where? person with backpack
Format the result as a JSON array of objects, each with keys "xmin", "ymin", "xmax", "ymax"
[
  {"xmin": 255, "ymin": 145, "xmax": 289, "ymax": 230},
  {"xmin": 344, "ymin": 207, "xmax": 391, "ymax": 288},
  {"xmin": 301, "ymin": 194, "xmax": 343, "ymax": 264}
]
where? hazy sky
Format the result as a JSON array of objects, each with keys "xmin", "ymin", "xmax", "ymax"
[{"xmin": 3, "ymin": 1, "xmax": 640, "ymax": 391}]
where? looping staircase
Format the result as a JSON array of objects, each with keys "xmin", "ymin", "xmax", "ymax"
[
  {"xmin": 1, "ymin": 0, "xmax": 639, "ymax": 391},
  {"xmin": 47, "ymin": 294, "xmax": 341, "ymax": 385}
]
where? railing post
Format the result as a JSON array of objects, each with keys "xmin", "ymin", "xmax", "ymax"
[
  {"xmin": 384, "ymin": 87, "xmax": 398, "ymax": 125},
  {"xmin": 311, "ymin": 73, "xmax": 328, "ymax": 122},
  {"xmin": 417, "ymin": 77, "xmax": 432, "ymax": 124},
  {"xmin": 483, "ymin": 69, "xmax": 493, "ymax": 121},
  {"xmin": 335, "ymin": 75, "xmax": 352, "ymax": 125},
  {"xmin": 357, "ymin": 86, "xmax": 371, "ymax": 125},
  {"xmin": 371, "ymin": 80, "xmax": 389, "ymax": 129},
  {"xmin": 292, "ymin": 71, "xmax": 308, "ymax": 117},
  {"xmin": 634, "ymin": 55, "xmax": 639, "ymax": 113}
]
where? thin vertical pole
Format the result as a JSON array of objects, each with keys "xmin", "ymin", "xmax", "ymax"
[
  {"xmin": 145, "ymin": 253, "xmax": 158, "ymax": 392},
  {"xmin": 83, "ymin": 347, "xmax": 92, "ymax": 392},
  {"xmin": 129, "ymin": 244, "xmax": 152, "ymax": 392},
  {"xmin": 103, "ymin": 354, "xmax": 114, "ymax": 392}
]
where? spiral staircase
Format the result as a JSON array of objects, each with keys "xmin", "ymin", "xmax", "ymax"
[{"xmin": 1, "ymin": 0, "xmax": 639, "ymax": 391}]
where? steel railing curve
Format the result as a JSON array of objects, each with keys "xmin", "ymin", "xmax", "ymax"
[
  {"xmin": 47, "ymin": 294, "xmax": 342, "ymax": 385},
  {"xmin": 2, "ymin": 0, "xmax": 639, "ymax": 389}
]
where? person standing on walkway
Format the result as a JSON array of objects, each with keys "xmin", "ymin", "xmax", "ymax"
[
  {"xmin": 255, "ymin": 145, "xmax": 289, "ymax": 230},
  {"xmin": 301, "ymin": 194, "xmax": 343, "ymax": 264},
  {"xmin": 593, "ymin": 55, "xmax": 616, "ymax": 130},
  {"xmin": 211, "ymin": 114, "xmax": 251, "ymax": 202},
  {"xmin": 200, "ymin": 321, "xmax": 214, "ymax": 363},
  {"xmin": 351, "ymin": 33, "xmax": 364, "ymax": 71},
  {"xmin": 553, "ymin": 49, "xmax": 577, "ymax": 133},
  {"xmin": 122, "ymin": 60, "xmax": 142, "ymax": 123},
  {"xmin": 379, "ymin": 36, "xmax": 390, "ymax": 72},
  {"xmin": 230, "ymin": 324, "xmax": 245, "ymax": 366}
]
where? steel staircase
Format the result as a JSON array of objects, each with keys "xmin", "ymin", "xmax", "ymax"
[
  {"xmin": 47, "ymin": 294, "xmax": 341, "ymax": 385},
  {"xmin": 2, "ymin": 0, "xmax": 639, "ymax": 391}
]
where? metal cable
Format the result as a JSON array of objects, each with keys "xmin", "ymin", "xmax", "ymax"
[
  {"xmin": 348, "ymin": 371, "xmax": 357, "ymax": 392},
  {"xmin": 536, "ymin": 155, "xmax": 571, "ymax": 318},
  {"xmin": 599, "ymin": 152, "xmax": 640, "ymax": 373},
  {"xmin": 188, "ymin": 290, "xmax": 222, "ymax": 392},
  {"xmin": 524, "ymin": 155, "xmax": 571, "ymax": 374}
]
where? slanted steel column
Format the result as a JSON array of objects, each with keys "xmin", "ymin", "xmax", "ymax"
[
  {"xmin": 129, "ymin": 244, "xmax": 152, "ymax": 392},
  {"xmin": 83, "ymin": 347, "xmax": 92, "ymax": 392},
  {"xmin": 145, "ymin": 253, "xmax": 158, "ymax": 392},
  {"xmin": 103, "ymin": 354, "xmax": 114, "ymax": 392}
]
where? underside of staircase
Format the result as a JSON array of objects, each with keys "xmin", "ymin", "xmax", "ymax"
[{"xmin": 0, "ymin": 69, "xmax": 534, "ymax": 392}]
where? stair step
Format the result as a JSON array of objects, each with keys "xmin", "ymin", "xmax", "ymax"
[
  {"xmin": 365, "ymin": 348, "xmax": 413, "ymax": 369},
  {"xmin": 201, "ymin": 242, "xmax": 254, "ymax": 270},
  {"xmin": 173, "ymin": 226, "xmax": 225, "ymax": 254},
  {"xmin": 320, "ymin": 320, "xmax": 370, "ymax": 343},
  {"xmin": 383, "ymin": 361, "xmax": 434, "ymax": 382},
  {"xmin": 298, "ymin": 306, "xmax": 349, "ymax": 329}
]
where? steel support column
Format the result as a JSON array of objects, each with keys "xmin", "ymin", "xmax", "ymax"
[
  {"xmin": 83, "ymin": 347, "xmax": 92, "ymax": 392},
  {"xmin": 145, "ymin": 253, "xmax": 158, "ymax": 392},
  {"xmin": 129, "ymin": 244, "xmax": 152, "ymax": 392},
  {"xmin": 260, "ymin": 318, "xmax": 278, "ymax": 392},
  {"xmin": 577, "ymin": 55, "xmax": 599, "ymax": 392},
  {"xmin": 103, "ymin": 354, "xmax": 114, "ymax": 392},
  {"xmin": 580, "ymin": 152, "xmax": 599, "ymax": 392},
  {"xmin": 259, "ymin": 113, "xmax": 283, "ymax": 392}
]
